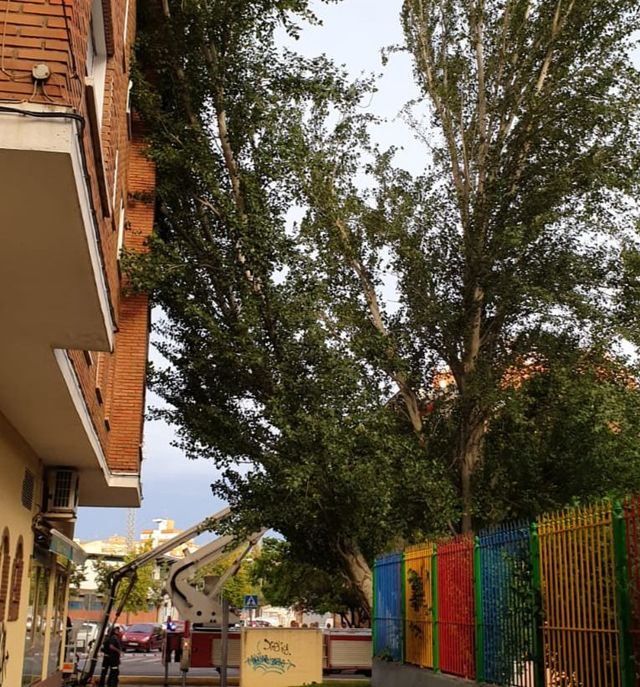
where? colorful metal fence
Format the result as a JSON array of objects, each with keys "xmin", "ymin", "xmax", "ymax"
[
  {"xmin": 404, "ymin": 543, "xmax": 436, "ymax": 669},
  {"xmin": 538, "ymin": 504, "xmax": 622, "ymax": 687},
  {"xmin": 373, "ymin": 552, "xmax": 404, "ymax": 662},
  {"xmin": 373, "ymin": 499, "xmax": 640, "ymax": 685},
  {"xmin": 477, "ymin": 521, "xmax": 537, "ymax": 687},
  {"xmin": 438, "ymin": 535, "xmax": 475, "ymax": 679}
]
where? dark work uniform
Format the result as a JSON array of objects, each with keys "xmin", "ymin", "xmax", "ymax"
[{"xmin": 99, "ymin": 632, "xmax": 122, "ymax": 687}]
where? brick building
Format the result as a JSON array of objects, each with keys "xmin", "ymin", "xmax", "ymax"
[{"xmin": 0, "ymin": 1, "xmax": 153, "ymax": 685}]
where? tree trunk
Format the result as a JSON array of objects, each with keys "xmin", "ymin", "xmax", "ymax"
[
  {"xmin": 458, "ymin": 405, "xmax": 486, "ymax": 533},
  {"xmin": 337, "ymin": 540, "xmax": 373, "ymax": 616}
]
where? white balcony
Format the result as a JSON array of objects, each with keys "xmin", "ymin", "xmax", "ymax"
[{"xmin": 0, "ymin": 104, "xmax": 140, "ymax": 507}]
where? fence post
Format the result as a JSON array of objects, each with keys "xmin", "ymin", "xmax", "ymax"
[
  {"xmin": 432, "ymin": 548, "xmax": 439, "ymax": 672},
  {"xmin": 613, "ymin": 500, "xmax": 634, "ymax": 687},
  {"xmin": 401, "ymin": 554, "xmax": 406, "ymax": 664},
  {"xmin": 529, "ymin": 522, "xmax": 544, "ymax": 687},
  {"xmin": 372, "ymin": 562, "xmax": 377, "ymax": 658},
  {"xmin": 473, "ymin": 536, "xmax": 485, "ymax": 682}
]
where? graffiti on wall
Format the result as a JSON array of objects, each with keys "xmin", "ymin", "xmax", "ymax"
[{"xmin": 245, "ymin": 637, "xmax": 296, "ymax": 675}]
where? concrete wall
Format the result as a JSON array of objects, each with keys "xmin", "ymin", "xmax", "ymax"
[
  {"xmin": 240, "ymin": 628, "xmax": 323, "ymax": 687},
  {"xmin": 0, "ymin": 412, "xmax": 42, "ymax": 687},
  {"xmin": 373, "ymin": 659, "xmax": 479, "ymax": 687}
]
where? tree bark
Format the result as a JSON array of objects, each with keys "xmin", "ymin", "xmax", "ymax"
[
  {"xmin": 337, "ymin": 539, "xmax": 373, "ymax": 615},
  {"xmin": 458, "ymin": 404, "xmax": 486, "ymax": 533}
]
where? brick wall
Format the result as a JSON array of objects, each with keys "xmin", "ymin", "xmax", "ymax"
[
  {"xmin": 0, "ymin": 0, "xmax": 153, "ymax": 475},
  {"xmin": 107, "ymin": 131, "xmax": 154, "ymax": 473}
]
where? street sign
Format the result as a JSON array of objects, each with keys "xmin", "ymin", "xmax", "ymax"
[{"xmin": 243, "ymin": 594, "xmax": 259, "ymax": 609}]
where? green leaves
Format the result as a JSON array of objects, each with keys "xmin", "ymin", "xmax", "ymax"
[
  {"xmin": 133, "ymin": 0, "xmax": 640, "ymax": 605},
  {"xmin": 93, "ymin": 552, "xmax": 161, "ymax": 614},
  {"xmin": 250, "ymin": 538, "xmax": 362, "ymax": 616}
]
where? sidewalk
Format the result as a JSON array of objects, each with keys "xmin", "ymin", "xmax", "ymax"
[
  {"xmin": 120, "ymin": 675, "xmax": 240, "ymax": 687},
  {"xmin": 120, "ymin": 677, "xmax": 238, "ymax": 686},
  {"xmin": 119, "ymin": 677, "xmax": 369, "ymax": 686}
]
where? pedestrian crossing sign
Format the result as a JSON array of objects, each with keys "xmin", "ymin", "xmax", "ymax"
[{"xmin": 243, "ymin": 594, "xmax": 259, "ymax": 609}]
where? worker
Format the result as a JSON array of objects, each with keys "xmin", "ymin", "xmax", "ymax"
[{"xmin": 99, "ymin": 625, "xmax": 123, "ymax": 687}]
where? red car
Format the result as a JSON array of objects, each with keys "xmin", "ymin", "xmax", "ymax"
[{"xmin": 121, "ymin": 623, "xmax": 164, "ymax": 652}]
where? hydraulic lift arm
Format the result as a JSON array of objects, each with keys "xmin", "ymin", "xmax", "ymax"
[
  {"xmin": 167, "ymin": 529, "xmax": 266, "ymax": 624},
  {"xmin": 73, "ymin": 506, "xmax": 234, "ymax": 685}
]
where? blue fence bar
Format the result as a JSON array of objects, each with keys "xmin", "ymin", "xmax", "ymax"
[
  {"xmin": 373, "ymin": 552, "xmax": 404, "ymax": 662},
  {"xmin": 476, "ymin": 522, "xmax": 536, "ymax": 687}
]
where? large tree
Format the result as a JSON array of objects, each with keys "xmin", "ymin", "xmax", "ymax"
[
  {"xmin": 297, "ymin": 0, "xmax": 640, "ymax": 530},
  {"xmin": 251, "ymin": 538, "xmax": 368, "ymax": 626},
  {"xmin": 132, "ymin": 0, "xmax": 455, "ymax": 613},
  {"xmin": 132, "ymin": 0, "xmax": 640, "ymax": 612}
]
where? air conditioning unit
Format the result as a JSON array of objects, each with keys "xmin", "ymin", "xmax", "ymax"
[{"xmin": 44, "ymin": 469, "xmax": 79, "ymax": 518}]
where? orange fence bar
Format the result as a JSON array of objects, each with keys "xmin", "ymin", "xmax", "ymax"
[
  {"xmin": 404, "ymin": 543, "xmax": 436, "ymax": 669},
  {"xmin": 538, "ymin": 504, "xmax": 622, "ymax": 687}
]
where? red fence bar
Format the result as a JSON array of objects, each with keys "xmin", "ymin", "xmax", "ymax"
[{"xmin": 437, "ymin": 535, "xmax": 476, "ymax": 679}]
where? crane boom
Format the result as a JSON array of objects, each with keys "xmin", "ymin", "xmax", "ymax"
[
  {"xmin": 72, "ymin": 506, "xmax": 234, "ymax": 685},
  {"xmin": 167, "ymin": 529, "xmax": 266, "ymax": 623}
]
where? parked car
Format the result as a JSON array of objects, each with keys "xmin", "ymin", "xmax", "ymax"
[
  {"xmin": 121, "ymin": 623, "xmax": 164, "ymax": 652},
  {"xmin": 75, "ymin": 622, "xmax": 100, "ymax": 652},
  {"xmin": 74, "ymin": 621, "xmax": 114, "ymax": 653}
]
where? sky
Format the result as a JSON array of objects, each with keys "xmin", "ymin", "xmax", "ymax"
[{"xmin": 75, "ymin": 0, "xmax": 413, "ymax": 541}]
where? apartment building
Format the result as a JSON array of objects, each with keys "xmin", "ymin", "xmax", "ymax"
[
  {"xmin": 0, "ymin": 1, "xmax": 153, "ymax": 685},
  {"xmin": 139, "ymin": 518, "xmax": 199, "ymax": 558}
]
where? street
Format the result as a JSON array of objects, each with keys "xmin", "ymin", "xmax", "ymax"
[
  {"xmin": 123, "ymin": 652, "xmax": 233, "ymax": 678},
  {"xmin": 75, "ymin": 652, "xmax": 222, "ymax": 679},
  {"xmin": 80, "ymin": 652, "xmax": 369, "ymax": 682}
]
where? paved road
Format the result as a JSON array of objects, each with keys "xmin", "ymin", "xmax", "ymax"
[
  {"xmin": 103, "ymin": 651, "xmax": 369, "ymax": 681},
  {"xmin": 75, "ymin": 651, "xmax": 225, "ymax": 678},
  {"xmin": 124, "ymin": 652, "xmax": 235, "ymax": 678}
]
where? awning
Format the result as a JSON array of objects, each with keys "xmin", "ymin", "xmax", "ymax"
[{"xmin": 49, "ymin": 529, "xmax": 87, "ymax": 566}]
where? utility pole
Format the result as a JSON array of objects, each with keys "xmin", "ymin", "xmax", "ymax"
[{"xmin": 220, "ymin": 598, "xmax": 229, "ymax": 687}]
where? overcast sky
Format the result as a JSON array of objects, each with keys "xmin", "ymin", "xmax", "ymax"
[{"xmin": 76, "ymin": 0, "xmax": 413, "ymax": 541}]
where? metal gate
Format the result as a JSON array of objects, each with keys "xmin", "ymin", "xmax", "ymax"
[
  {"xmin": 404, "ymin": 543, "xmax": 436, "ymax": 668},
  {"xmin": 437, "ymin": 535, "xmax": 475, "ymax": 679},
  {"xmin": 538, "ymin": 505, "xmax": 621, "ymax": 687},
  {"xmin": 477, "ymin": 522, "xmax": 537, "ymax": 686},
  {"xmin": 373, "ymin": 552, "xmax": 404, "ymax": 662}
]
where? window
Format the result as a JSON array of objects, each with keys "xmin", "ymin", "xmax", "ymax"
[
  {"xmin": 46, "ymin": 570, "xmax": 68, "ymax": 677},
  {"xmin": 22, "ymin": 562, "xmax": 50, "ymax": 687},
  {"xmin": 126, "ymin": 79, "xmax": 133, "ymax": 138},
  {"xmin": 117, "ymin": 200, "xmax": 126, "ymax": 258},
  {"xmin": 111, "ymin": 149, "xmax": 119, "ymax": 209},
  {"xmin": 8, "ymin": 538, "xmax": 24, "ymax": 621},
  {"xmin": 95, "ymin": 352, "xmax": 106, "ymax": 405},
  {"xmin": 86, "ymin": 0, "xmax": 108, "ymax": 125},
  {"xmin": 0, "ymin": 530, "xmax": 10, "ymax": 620},
  {"xmin": 123, "ymin": 0, "xmax": 130, "ymax": 44},
  {"xmin": 21, "ymin": 469, "xmax": 35, "ymax": 510}
]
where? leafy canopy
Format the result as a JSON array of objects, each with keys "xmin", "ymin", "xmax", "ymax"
[{"xmin": 131, "ymin": 0, "xmax": 640, "ymax": 608}]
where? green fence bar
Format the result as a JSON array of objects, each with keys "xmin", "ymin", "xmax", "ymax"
[
  {"xmin": 613, "ymin": 501, "xmax": 634, "ymax": 687},
  {"xmin": 529, "ymin": 522, "xmax": 544, "ymax": 687},
  {"xmin": 432, "ymin": 548, "xmax": 439, "ymax": 672},
  {"xmin": 473, "ymin": 536, "xmax": 485, "ymax": 682},
  {"xmin": 372, "ymin": 562, "xmax": 377, "ymax": 657}
]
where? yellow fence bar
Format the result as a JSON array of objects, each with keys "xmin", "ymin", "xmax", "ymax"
[
  {"xmin": 538, "ymin": 503, "xmax": 621, "ymax": 687},
  {"xmin": 404, "ymin": 543, "xmax": 436, "ymax": 669}
]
